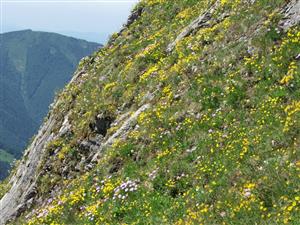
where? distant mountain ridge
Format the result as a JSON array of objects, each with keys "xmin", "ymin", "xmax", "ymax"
[{"xmin": 0, "ymin": 29, "xmax": 101, "ymax": 179}]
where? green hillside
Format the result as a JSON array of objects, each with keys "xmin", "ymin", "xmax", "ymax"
[
  {"xmin": 0, "ymin": 30, "xmax": 101, "ymax": 179},
  {"xmin": 1, "ymin": 0, "xmax": 300, "ymax": 224},
  {"xmin": 0, "ymin": 150, "xmax": 13, "ymax": 180},
  {"xmin": 0, "ymin": 150, "xmax": 14, "ymax": 163}
]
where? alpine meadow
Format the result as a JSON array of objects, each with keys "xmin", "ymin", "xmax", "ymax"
[{"xmin": 0, "ymin": 0, "xmax": 299, "ymax": 224}]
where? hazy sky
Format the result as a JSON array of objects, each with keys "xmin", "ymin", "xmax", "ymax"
[{"xmin": 1, "ymin": 0, "xmax": 139, "ymax": 43}]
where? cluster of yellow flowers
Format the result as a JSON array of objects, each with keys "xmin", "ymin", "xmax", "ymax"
[
  {"xmin": 19, "ymin": 0, "xmax": 300, "ymax": 224},
  {"xmin": 70, "ymin": 187, "xmax": 86, "ymax": 205},
  {"xmin": 280, "ymin": 61, "xmax": 298, "ymax": 85},
  {"xmin": 283, "ymin": 101, "xmax": 300, "ymax": 132},
  {"xmin": 140, "ymin": 65, "xmax": 159, "ymax": 81},
  {"xmin": 104, "ymin": 82, "xmax": 117, "ymax": 91}
]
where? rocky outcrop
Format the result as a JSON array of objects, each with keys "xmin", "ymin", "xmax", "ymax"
[
  {"xmin": 166, "ymin": 1, "xmax": 222, "ymax": 53},
  {"xmin": 0, "ymin": 68, "xmax": 86, "ymax": 225},
  {"xmin": 125, "ymin": 6, "xmax": 144, "ymax": 29},
  {"xmin": 0, "ymin": 65, "xmax": 151, "ymax": 224},
  {"xmin": 0, "ymin": 106, "xmax": 57, "ymax": 224},
  {"xmin": 91, "ymin": 103, "xmax": 151, "ymax": 162},
  {"xmin": 109, "ymin": 5, "xmax": 144, "ymax": 45},
  {"xmin": 279, "ymin": 0, "xmax": 300, "ymax": 31},
  {"xmin": 89, "ymin": 115, "xmax": 114, "ymax": 137}
]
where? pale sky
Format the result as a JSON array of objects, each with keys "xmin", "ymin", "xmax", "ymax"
[{"xmin": 1, "ymin": 0, "xmax": 139, "ymax": 43}]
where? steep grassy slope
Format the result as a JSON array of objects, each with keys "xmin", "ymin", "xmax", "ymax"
[
  {"xmin": 1, "ymin": 0, "xmax": 300, "ymax": 224},
  {"xmin": 0, "ymin": 30, "xmax": 101, "ymax": 178}
]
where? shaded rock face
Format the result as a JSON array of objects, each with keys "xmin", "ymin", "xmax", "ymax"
[
  {"xmin": 120, "ymin": 6, "xmax": 144, "ymax": 33},
  {"xmin": 89, "ymin": 115, "xmax": 114, "ymax": 136},
  {"xmin": 126, "ymin": 6, "xmax": 144, "ymax": 28},
  {"xmin": 91, "ymin": 103, "xmax": 151, "ymax": 162}
]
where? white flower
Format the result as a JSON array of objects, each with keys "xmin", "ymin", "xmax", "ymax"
[
  {"xmin": 220, "ymin": 211, "xmax": 226, "ymax": 217},
  {"xmin": 244, "ymin": 189, "xmax": 251, "ymax": 197}
]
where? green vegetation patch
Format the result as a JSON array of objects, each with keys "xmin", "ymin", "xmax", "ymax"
[{"xmin": 0, "ymin": 149, "xmax": 14, "ymax": 163}]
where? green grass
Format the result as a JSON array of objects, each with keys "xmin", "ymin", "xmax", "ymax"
[
  {"xmin": 9, "ymin": 0, "xmax": 300, "ymax": 224},
  {"xmin": 0, "ymin": 149, "xmax": 14, "ymax": 163}
]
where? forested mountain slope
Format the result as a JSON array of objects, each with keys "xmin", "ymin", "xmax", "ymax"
[
  {"xmin": 0, "ymin": 30, "xmax": 101, "ymax": 179},
  {"xmin": 0, "ymin": 0, "xmax": 299, "ymax": 224}
]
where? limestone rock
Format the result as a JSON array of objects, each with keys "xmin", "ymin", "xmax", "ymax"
[
  {"xmin": 166, "ymin": 1, "xmax": 221, "ymax": 53},
  {"xmin": 279, "ymin": 0, "xmax": 300, "ymax": 31}
]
